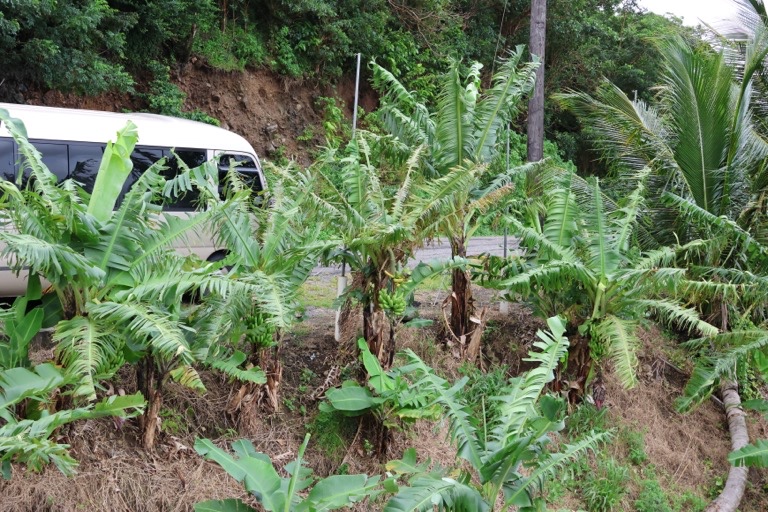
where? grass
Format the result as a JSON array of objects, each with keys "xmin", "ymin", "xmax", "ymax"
[
  {"xmin": 298, "ymin": 271, "xmax": 450, "ymax": 310},
  {"xmin": 300, "ymin": 276, "xmax": 340, "ymax": 308}
]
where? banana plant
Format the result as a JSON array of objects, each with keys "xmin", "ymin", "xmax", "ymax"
[
  {"xmin": 383, "ymin": 316, "xmax": 609, "ymax": 511},
  {"xmin": 0, "ymin": 274, "xmax": 45, "ymax": 370},
  {"xmin": 0, "ymin": 109, "xmax": 270, "ymax": 449},
  {"xmin": 194, "ymin": 433, "xmax": 389, "ymax": 512},
  {"xmin": 279, "ymin": 135, "xmax": 477, "ymax": 367},
  {"xmin": 372, "ymin": 49, "xmax": 539, "ymax": 343},
  {"xmin": 321, "ymin": 338, "xmax": 443, "ymax": 435},
  {"xmin": 487, "ymin": 170, "xmax": 717, "ymax": 392}
]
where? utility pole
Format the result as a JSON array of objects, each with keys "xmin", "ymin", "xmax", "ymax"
[{"xmin": 527, "ymin": 0, "xmax": 547, "ymax": 162}]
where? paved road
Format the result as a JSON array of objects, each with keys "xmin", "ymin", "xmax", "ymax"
[{"xmin": 311, "ymin": 235, "xmax": 519, "ymax": 276}]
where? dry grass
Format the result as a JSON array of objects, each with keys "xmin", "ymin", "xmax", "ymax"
[{"xmin": 5, "ymin": 295, "xmax": 768, "ymax": 511}]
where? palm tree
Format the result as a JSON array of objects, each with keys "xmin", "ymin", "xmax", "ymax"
[
  {"xmin": 371, "ymin": 49, "xmax": 539, "ymax": 343},
  {"xmin": 557, "ymin": 32, "xmax": 768, "ymax": 511},
  {"xmin": 555, "ymin": 35, "xmax": 768, "ymax": 245}
]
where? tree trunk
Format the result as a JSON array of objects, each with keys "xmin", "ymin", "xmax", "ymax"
[
  {"xmin": 363, "ymin": 304, "xmax": 393, "ymax": 368},
  {"xmin": 136, "ymin": 357, "xmax": 163, "ymax": 451},
  {"xmin": 527, "ymin": 0, "xmax": 547, "ymax": 162},
  {"xmin": 259, "ymin": 345, "xmax": 282, "ymax": 412},
  {"xmin": 555, "ymin": 333, "xmax": 592, "ymax": 404},
  {"xmin": 706, "ymin": 380, "xmax": 750, "ymax": 512},
  {"xmin": 449, "ymin": 237, "xmax": 474, "ymax": 343}
]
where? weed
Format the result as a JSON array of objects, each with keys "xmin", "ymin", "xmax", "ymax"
[
  {"xmin": 566, "ymin": 403, "xmax": 609, "ymax": 439},
  {"xmin": 634, "ymin": 476, "xmax": 672, "ymax": 512},
  {"xmin": 159, "ymin": 407, "xmax": 189, "ymax": 436},
  {"xmin": 363, "ymin": 438, "xmax": 374, "ymax": 457},
  {"xmin": 283, "ymin": 397, "xmax": 297, "ymax": 412},
  {"xmin": 297, "ymin": 127, "xmax": 315, "ymax": 143},
  {"xmin": 457, "ymin": 362, "xmax": 508, "ymax": 425},
  {"xmin": 316, "ymin": 96, "xmax": 347, "ymax": 148},
  {"xmin": 670, "ymin": 490, "xmax": 707, "ymax": 512},
  {"xmin": 298, "ymin": 367, "xmax": 317, "ymax": 394},
  {"xmin": 580, "ymin": 456, "xmax": 628, "ymax": 512},
  {"xmin": 620, "ymin": 428, "xmax": 648, "ymax": 466},
  {"xmin": 706, "ymin": 474, "xmax": 726, "ymax": 499},
  {"xmin": 308, "ymin": 409, "xmax": 358, "ymax": 464}
]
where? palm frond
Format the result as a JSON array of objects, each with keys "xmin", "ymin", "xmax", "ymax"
[
  {"xmin": 490, "ymin": 316, "xmax": 570, "ymax": 440},
  {"xmin": 677, "ymin": 330, "xmax": 768, "ymax": 411},
  {"xmin": 594, "ymin": 315, "xmax": 640, "ymax": 388},
  {"xmin": 88, "ymin": 302, "xmax": 193, "ymax": 364},
  {"xmin": 53, "ymin": 316, "xmax": 123, "ymax": 400}
]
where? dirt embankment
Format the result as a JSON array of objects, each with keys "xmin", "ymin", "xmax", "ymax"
[{"xmin": 17, "ymin": 63, "xmax": 379, "ymax": 167}]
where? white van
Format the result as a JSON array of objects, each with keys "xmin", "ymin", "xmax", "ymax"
[{"xmin": 0, "ymin": 103, "xmax": 266, "ymax": 296}]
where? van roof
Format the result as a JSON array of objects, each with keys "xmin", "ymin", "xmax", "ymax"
[{"xmin": 0, "ymin": 103, "xmax": 256, "ymax": 155}]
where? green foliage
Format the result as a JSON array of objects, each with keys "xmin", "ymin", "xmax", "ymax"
[
  {"xmin": 383, "ymin": 316, "xmax": 610, "ymax": 511},
  {"xmin": 579, "ymin": 456, "xmax": 629, "ymax": 512},
  {"xmin": 194, "ymin": 24, "xmax": 267, "ymax": 71},
  {"xmin": 456, "ymin": 362, "xmax": 508, "ymax": 427},
  {"xmin": 307, "ymin": 408, "xmax": 358, "ymax": 464},
  {"xmin": 110, "ymin": 0, "xmax": 216, "ymax": 66},
  {"xmin": 621, "ymin": 428, "xmax": 648, "ymax": 466},
  {"xmin": 0, "ymin": 0, "xmax": 134, "ymax": 94},
  {"xmin": 143, "ymin": 62, "xmax": 220, "ymax": 125},
  {"xmin": 194, "ymin": 434, "xmax": 388, "ymax": 511},
  {"xmin": 0, "ymin": 363, "xmax": 145, "ymax": 477},
  {"xmin": 565, "ymin": 404, "xmax": 609, "ymax": 439},
  {"xmin": 634, "ymin": 475, "xmax": 673, "ymax": 512}
]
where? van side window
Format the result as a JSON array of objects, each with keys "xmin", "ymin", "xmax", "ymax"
[
  {"xmin": 35, "ymin": 142, "xmax": 69, "ymax": 182},
  {"xmin": 163, "ymin": 149, "xmax": 206, "ymax": 211},
  {"xmin": 0, "ymin": 139, "xmax": 15, "ymax": 182},
  {"xmin": 69, "ymin": 143, "xmax": 105, "ymax": 194},
  {"xmin": 218, "ymin": 153, "xmax": 264, "ymax": 198},
  {"xmin": 124, "ymin": 147, "xmax": 163, "ymax": 193}
]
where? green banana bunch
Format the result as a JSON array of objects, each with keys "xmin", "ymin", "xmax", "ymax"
[
  {"xmin": 379, "ymin": 288, "xmax": 406, "ymax": 317},
  {"xmin": 244, "ymin": 310, "xmax": 276, "ymax": 348}
]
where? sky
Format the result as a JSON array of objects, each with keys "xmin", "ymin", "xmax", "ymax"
[{"xmin": 637, "ymin": 0, "xmax": 739, "ymax": 27}]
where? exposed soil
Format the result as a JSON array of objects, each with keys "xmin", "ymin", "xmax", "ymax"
[
  {"xmin": 18, "ymin": 65, "xmax": 379, "ymax": 167},
  {"xmin": 3, "ymin": 283, "xmax": 767, "ymax": 511}
]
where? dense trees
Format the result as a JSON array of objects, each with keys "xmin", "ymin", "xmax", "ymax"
[{"xmin": 0, "ymin": 1, "xmax": 688, "ymax": 170}]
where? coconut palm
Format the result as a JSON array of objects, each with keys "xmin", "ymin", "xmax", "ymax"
[
  {"xmin": 371, "ymin": 49, "xmax": 538, "ymax": 342},
  {"xmin": 556, "ymin": 35, "xmax": 768, "ymax": 246}
]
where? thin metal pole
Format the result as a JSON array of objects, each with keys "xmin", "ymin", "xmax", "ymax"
[
  {"xmin": 504, "ymin": 124, "xmax": 510, "ymax": 259},
  {"xmin": 351, "ymin": 53, "xmax": 362, "ymax": 140}
]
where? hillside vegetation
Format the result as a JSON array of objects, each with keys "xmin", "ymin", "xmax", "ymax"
[{"xmin": 1, "ymin": 2, "xmax": 768, "ymax": 512}]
